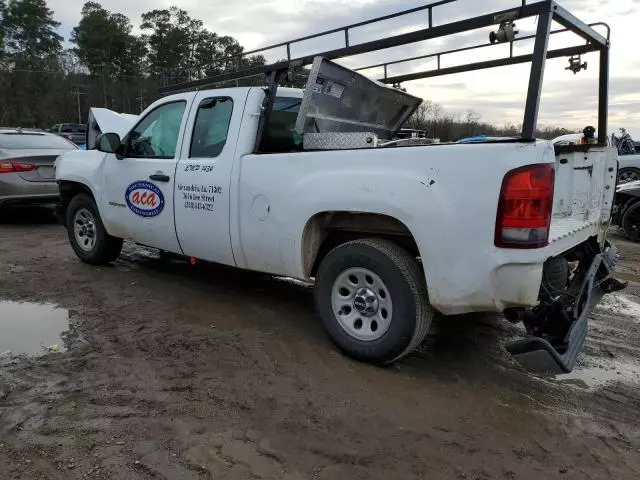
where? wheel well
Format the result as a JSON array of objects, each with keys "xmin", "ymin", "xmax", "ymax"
[
  {"xmin": 302, "ymin": 212, "xmax": 420, "ymax": 278},
  {"xmin": 57, "ymin": 181, "xmax": 94, "ymax": 226}
]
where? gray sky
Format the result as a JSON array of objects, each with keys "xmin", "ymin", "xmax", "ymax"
[{"xmin": 49, "ymin": 0, "xmax": 640, "ymax": 137}]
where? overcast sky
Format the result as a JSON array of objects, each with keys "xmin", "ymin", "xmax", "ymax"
[{"xmin": 48, "ymin": 0, "xmax": 640, "ymax": 137}]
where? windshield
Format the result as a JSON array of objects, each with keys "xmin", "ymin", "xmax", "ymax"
[{"xmin": 0, "ymin": 133, "xmax": 78, "ymax": 150}]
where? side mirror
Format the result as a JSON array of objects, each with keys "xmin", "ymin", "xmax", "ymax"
[{"xmin": 97, "ymin": 133, "xmax": 122, "ymax": 155}]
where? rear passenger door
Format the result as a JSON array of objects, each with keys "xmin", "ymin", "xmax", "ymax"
[{"xmin": 174, "ymin": 89, "xmax": 244, "ymax": 266}]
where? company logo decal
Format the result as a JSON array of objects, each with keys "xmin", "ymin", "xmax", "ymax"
[{"xmin": 125, "ymin": 181, "xmax": 165, "ymax": 217}]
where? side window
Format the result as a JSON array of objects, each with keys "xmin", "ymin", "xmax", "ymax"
[
  {"xmin": 190, "ymin": 97, "xmax": 233, "ymax": 158},
  {"xmin": 61, "ymin": 125, "xmax": 73, "ymax": 133},
  {"xmin": 128, "ymin": 101, "xmax": 186, "ymax": 159}
]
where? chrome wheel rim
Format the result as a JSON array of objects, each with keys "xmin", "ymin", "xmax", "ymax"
[
  {"xmin": 73, "ymin": 208, "xmax": 97, "ymax": 252},
  {"xmin": 331, "ymin": 267, "xmax": 393, "ymax": 341},
  {"xmin": 619, "ymin": 170, "xmax": 640, "ymax": 184}
]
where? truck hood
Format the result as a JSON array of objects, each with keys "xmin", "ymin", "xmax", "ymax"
[{"xmin": 87, "ymin": 108, "xmax": 138, "ymax": 150}]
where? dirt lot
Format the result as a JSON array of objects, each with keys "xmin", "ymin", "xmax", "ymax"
[{"xmin": 1, "ymin": 207, "xmax": 639, "ymax": 480}]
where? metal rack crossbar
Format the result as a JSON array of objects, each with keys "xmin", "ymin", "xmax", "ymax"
[{"xmin": 160, "ymin": 0, "xmax": 611, "ymax": 144}]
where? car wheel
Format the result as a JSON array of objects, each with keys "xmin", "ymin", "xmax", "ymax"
[
  {"xmin": 66, "ymin": 193, "xmax": 123, "ymax": 264},
  {"xmin": 314, "ymin": 238, "xmax": 434, "ymax": 365},
  {"xmin": 622, "ymin": 201, "xmax": 640, "ymax": 242},
  {"xmin": 618, "ymin": 168, "xmax": 640, "ymax": 184}
]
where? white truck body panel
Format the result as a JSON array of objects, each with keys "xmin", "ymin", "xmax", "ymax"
[{"xmin": 55, "ymin": 87, "xmax": 618, "ymax": 316}]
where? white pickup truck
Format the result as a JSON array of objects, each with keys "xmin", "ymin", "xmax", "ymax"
[
  {"xmin": 55, "ymin": 83, "xmax": 621, "ymax": 372},
  {"xmin": 54, "ymin": 2, "xmax": 625, "ymax": 373}
]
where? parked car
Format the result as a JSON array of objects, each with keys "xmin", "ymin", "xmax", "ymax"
[
  {"xmin": 0, "ymin": 128, "xmax": 77, "ymax": 209},
  {"xmin": 50, "ymin": 123, "xmax": 87, "ymax": 146},
  {"xmin": 612, "ymin": 180, "xmax": 640, "ymax": 241}
]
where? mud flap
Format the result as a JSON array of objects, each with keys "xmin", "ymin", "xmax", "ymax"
[{"xmin": 506, "ymin": 245, "xmax": 624, "ymax": 374}]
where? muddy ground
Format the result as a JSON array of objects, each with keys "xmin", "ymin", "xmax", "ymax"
[{"xmin": 0, "ymin": 206, "xmax": 639, "ymax": 480}]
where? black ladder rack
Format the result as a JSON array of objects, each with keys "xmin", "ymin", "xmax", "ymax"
[{"xmin": 160, "ymin": 0, "xmax": 610, "ymax": 144}]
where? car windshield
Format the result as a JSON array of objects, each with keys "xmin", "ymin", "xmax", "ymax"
[{"xmin": 0, "ymin": 133, "xmax": 78, "ymax": 150}]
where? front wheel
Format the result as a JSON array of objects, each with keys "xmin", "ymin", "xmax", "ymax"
[
  {"xmin": 66, "ymin": 193, "xmax": 123, "ymax": 265},
  {"xmin": 314, "ymin": 238, "xmax": 434, "ymax": 365}
]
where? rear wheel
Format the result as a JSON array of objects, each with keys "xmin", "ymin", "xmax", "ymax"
[
  {"xmin": 66, "ymin": 193, "xmax": 123, "ymax": 264},
  {"xmin": 314, "ymin": 238, "xmax": 433, "ymax": 364},
  {"xmin": 622, "ymin": 201, "xmax": 640, "ymax": 242},
  {"xmin": 618, "ymin": 168, "xmax": 640, "ymax": 184}
]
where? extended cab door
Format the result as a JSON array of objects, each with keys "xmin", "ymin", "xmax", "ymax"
[
  {"xmin": 173, "ymin": 89, "xmax": 246, "ymax": 266},
  {"xmin": 102, "ymin": 96, "xmax": 193, "ymax": 253}
]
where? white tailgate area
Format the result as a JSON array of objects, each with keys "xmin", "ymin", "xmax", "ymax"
[{"xmin": 549, "ymin": 146, "xmax": 618, "ymax": 251}]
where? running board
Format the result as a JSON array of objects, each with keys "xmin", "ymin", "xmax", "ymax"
[{"xmin": 506, "ymin": 245, "xmax": 625, "ymax": 374}]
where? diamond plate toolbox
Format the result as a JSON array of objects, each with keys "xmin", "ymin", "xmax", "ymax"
[{"xmin": 302, "ymin": 132, "xmax": 379, "ymax": 150}]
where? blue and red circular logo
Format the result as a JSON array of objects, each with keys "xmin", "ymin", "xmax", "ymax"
[{"xmin": 125, "ymin": 181, "xmax": 165, "ymax": 218}]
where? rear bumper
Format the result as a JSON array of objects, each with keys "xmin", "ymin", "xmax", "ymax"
[
  {"xmin": 430, "ymin": 223, "xmax": 603, "ymax": 315},
  {"xmin": 0, "ymin": 175, "xmax": 59, "ymax": 208}
]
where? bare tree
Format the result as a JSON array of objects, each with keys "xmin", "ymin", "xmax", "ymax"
[{"xmin": 465, "ymin": 109, "xmax": 481, "ymax": 136}]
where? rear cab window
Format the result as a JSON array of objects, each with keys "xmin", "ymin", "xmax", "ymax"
[
  {"xmin": 261, "ymin": 96, "xmax": 303, "ymax": 153},
  {"xmin": 61, "ymin": 124, "xmax": 86, "ymax": 134}
]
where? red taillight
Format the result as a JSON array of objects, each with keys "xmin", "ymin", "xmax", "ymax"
[
  {"xmin": 0, "ymin": 161, "xmax": 37, "ymax": 174},
  {"xmin": 495, "ymin": 164, "xmax": 555, "ymax": 249}
]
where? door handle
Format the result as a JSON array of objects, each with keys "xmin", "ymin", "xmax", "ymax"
[{"xmin": 149, "ymin": 173, "xmax": 170, "ymax": 182}]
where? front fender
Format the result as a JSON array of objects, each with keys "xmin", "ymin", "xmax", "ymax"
[{"xmin": 55, "ymin": 150, "xmax": 107, "ymax": 201}]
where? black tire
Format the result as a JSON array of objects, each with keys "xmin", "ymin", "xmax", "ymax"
[
  {"xmin": 66, "ymin": 193, "xmax": 123, "ymax": 265},
  {"xmin": 622, "ymin": 201, "xmax": 640, "ymax": 242},
  {"xmin": 618, "ymin": 168, "xmax": 640, "ymax": 184},
  {"xmin": 314, "ymin": 238, "xmax": 434, "ymax": 365}
]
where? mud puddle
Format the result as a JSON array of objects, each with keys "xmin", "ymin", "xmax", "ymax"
[{"xmin": 0, "ymin": 301, "xmax": 68, "ymax": 356}]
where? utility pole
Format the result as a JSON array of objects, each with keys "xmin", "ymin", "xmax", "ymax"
[
  {"xmin": 102, "ymin": 64, "xmax": 108, "ymax": 107},
  {"xmin": 136, "ymin": 89, "xmax": 145, "ymax": 113},
  {"xmin": 71, "ymin": 86, "xmax": 86, "ymax": 124}
]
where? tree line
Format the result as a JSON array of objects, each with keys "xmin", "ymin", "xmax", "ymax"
[
  {"xmin": 0, "ymin": 0, "xmax": 265, "ymax": 128},
  {"xmin": 0, "ymin": 0, "xmax": 574, "ymax": 140},
  {"xmin": 404, "ymin": 101, "xmax": 574, "ymax": 141}
]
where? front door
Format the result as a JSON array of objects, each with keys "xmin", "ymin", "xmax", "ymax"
[
  {"xmin": 173, "ymin": 90, "xmax": 243, "ymax": 266},
  {"xmin": 103, "ymin": 98, "xmax": 191, "ymax": 253}
]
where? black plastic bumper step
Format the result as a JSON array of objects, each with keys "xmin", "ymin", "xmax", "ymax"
[{"xmin": 506, "ymin": 245, "xmax": 623, "ymax": 374}]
